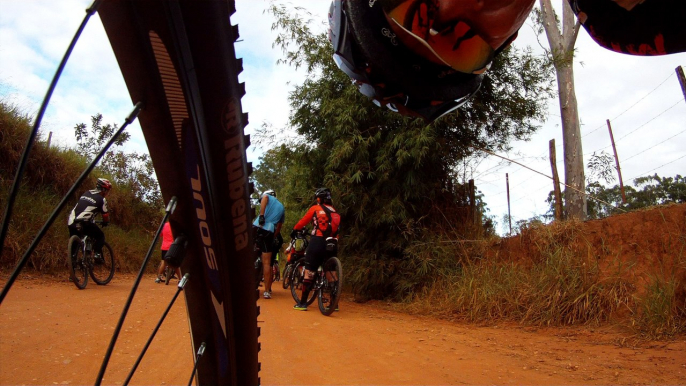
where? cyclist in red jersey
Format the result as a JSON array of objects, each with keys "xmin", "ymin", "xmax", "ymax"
[{"xmin": 291, "ymin": 188, "xmax": 341, "ymax": 311}]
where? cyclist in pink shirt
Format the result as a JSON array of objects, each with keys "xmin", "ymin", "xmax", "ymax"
[{"xmin": 155, "ymin": 221, "xmax": 180, "ymax": 283}]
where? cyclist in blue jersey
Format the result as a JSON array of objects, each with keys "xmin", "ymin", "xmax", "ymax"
[
  {"xmin": 67, "ymin": 178, "xmax": 112, "ymax": 261},
  {"xmin": 252, "ymin": 189, "xmax": 285, "ymax": 299}
]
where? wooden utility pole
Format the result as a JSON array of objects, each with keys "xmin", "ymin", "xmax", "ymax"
[
  {"xmin": 506, "ymin": 173, "xmax": 512, "ymax": 235},
  {"xmin": 677, "ymin": 66, "xmax": 686, "ymax": 102},
  {"xmin": 606, "ymin": 119, "xmax": 626, "ymax": 204},
  {"xmin": 46, "ymin": 132, "xmax": 53, "ymax": 149},
  {"xmin": 549, "ymin": 139, "xmax": 564, "ymax": 220},
  {"xmin": 468, "ymin": 179, "xmax": 476, "ymax": 226}
]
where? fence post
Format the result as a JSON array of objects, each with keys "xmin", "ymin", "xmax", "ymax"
[
  {"xmin": 549, "ymin": 139, "xmax": 564, "ymax": 220},
  {"xmin": 676, "ymin": 65, "xmax": 686, "ymax": 103},
  {"xmin": 606, "ymin": 119, "xmax": 626, "ymax": 204},
  {"xmin": 506, "ymin": 173, "xmax": 512, "ymax": 235},
  {"xmin": 46, "ymin": 131, "xmax": 53, "ymax": 149}
]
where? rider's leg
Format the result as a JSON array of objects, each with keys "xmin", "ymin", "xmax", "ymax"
[
  {"xmin": 158, "ymin": 250, "xmax": 167, "ymax": 275},
  {"xmin": 299, "ymin": 268, "xmax": 315, "ymax": 304},
  {"xmin": 299, "ymin": 236, "xmax": 325, "ymax": 304},
  {"xmin": 86, "ymin": 223, "xmax": 105, "ymax": 254},
  {"xmin": 261, "ymin": 251, "xmax": 273, "ymax": 294}
]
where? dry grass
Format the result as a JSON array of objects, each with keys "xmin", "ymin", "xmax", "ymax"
[
  {"xmin": 1, "ymin": 101, "xmax": 161, "ymax": 274},
  {"xmin": 394, "ymin": 220, "xmax": 683, "ymax": 336}
]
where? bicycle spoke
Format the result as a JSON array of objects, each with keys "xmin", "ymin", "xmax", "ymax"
[
  {"xmin": 123, "ymin": 274, "xmax": 189, "ymax": 386},
  {"xmin": 95, "ymin": 197, "xmax": 176, "ymax": 386}
]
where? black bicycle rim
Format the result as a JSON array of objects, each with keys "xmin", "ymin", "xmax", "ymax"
[{"xmin": 90, "ymin": 242, "xmax": 115, "ymax": 285}]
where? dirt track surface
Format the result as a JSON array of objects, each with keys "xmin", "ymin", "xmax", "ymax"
[{"xmin": 1, "ymin": 274, "xmax": 685, "ymax": 385}]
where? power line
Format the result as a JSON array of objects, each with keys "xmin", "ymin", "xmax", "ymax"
[
  {"xmin": 616, "ymin": 99, "xmax": 684, "ymax": 141},
  {"xmin": 581, "ymin": 72, "xmax": 676, "ymax": 139},
  {"xmin": 583, "ymin": 98, "xmax": 684, "ymax": 155},
  {"xmin": 622, "ymin": 128, "xmax": 686, "ymax": 162},
  {"xmin": 474, "ymin": 147, "xmax": 626, "ymax": 212},
  {"xmin": 628, "ymin": 153, "xmax": 686, "ymax": 181}
]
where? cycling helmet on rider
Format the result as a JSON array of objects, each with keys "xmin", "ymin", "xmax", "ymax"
[
  {"xmin": 327, "ymin": 0, "xmax": 527, "ymax": 122},
  {"xmin": 314, "ymin": 187, "xmax": 332, "ymax": 201},
  {"xmin": 262, "ymin": 189, "xmax": 276, "ymax": 198},
  {"xmin": 97, "ymin": 178, "xmax": 112, "ymax": 193}
]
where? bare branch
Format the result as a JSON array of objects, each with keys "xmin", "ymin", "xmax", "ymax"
[
  {"xmin": 538, "ymin": 0, "xmax": 563, "ymax": 53},
  {"xmin": 566, "ymin": 20, "xmax": 581, "ymax": 52}
]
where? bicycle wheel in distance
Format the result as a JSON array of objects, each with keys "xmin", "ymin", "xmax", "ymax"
[
  {"xmin": 318, "ymin": 257, "xmax": 342, "ymax": 316},
  {"xmin": 165, "ymin": 265, "xmax": 174, "ymax": 285},
  {"xmin": 67, "ymin": 235, "xmax": 88, "ymax": 290},
  {"xmin": 90, "ymin": 242, "xmax": 114, "ymax": 285},
  {"xmin": 282, "ymin": 263, "xmax": 293, "ymax": 290},
  {"xmin": 290, "ymin": 258, "xmax": 317, "ymax": 305},
  {"xmin": 273, "ymin": 263, "xmax": 280, "ymax": 282}
]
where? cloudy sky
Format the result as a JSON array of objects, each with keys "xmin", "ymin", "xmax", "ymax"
[{"xmin": 1, "ymin": 0, "xmax": 684, "ymax": 234}]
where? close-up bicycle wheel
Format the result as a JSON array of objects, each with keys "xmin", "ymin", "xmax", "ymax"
[
  {"xmin": 98, "ymin": 1, "xmax": 259, "ymax": 384},
  {"xmin": 318, "ymin": 257, "xmax": 342, "ymax": 316},
  {"xmin": 67, "ymin": 235, "xmax": 88, "ymax": 290},
  {"xmin": 90, "ymin": 242, "xmax": 114, "ymax": 285}
]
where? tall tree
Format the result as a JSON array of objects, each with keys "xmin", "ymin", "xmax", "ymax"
[
  {"xmin": 265, "ymin": 4, "xmax": 553, "ymax": 297},
  {"xmin": 538, "ymin": 0, "xmax": 586, "ymax": 220}
]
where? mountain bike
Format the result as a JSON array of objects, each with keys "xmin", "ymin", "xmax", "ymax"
[
  {"xmin": 290, "ymin": 245, "xmax": 342, "ymax": 316},
  {"xmin": 282, "ymin": 230, "xmax": 308, "ymax": 290},
  {"xmin": 67, "ymin": 221, "xmax": 115, "ymax": 290}
]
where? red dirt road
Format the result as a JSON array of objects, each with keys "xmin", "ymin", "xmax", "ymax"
[{"xmin": 1, "ymin": 274, "xmax": 685, "ymax": 385}]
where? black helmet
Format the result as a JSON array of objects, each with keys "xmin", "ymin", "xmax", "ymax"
[
  {"xmin": 328, "ymin": 0, "xmax": 486, "ymax": 122},
  {"xmin": 96, "ymin": 178, "xmax": 112, "ymax": 192},
  {"xmin": 314, "ymin": 187, "xmax": 332, "ymax": 200},
  {"xmin": 262, "ymin": 189, "xmax": 276, "ymax": 198}
]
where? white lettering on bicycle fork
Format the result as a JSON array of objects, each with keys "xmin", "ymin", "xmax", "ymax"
[
  {"xmin": 223, "ymin": 135, "xmax": 249, "ymax": 250},
  {"xmin": 190, "ymin": 163, "xmax": 226, "ymax": 338}
]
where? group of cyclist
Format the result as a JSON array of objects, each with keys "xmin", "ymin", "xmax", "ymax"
[
  {"xmin": 68, "ymin": 179, "xmax": 340, "ymax": 311},
  {"xmin": 252, "ymin": 187, "xmax": 340, "ymax": 311}
]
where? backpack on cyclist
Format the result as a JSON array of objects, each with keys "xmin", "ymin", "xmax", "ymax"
[
  {"xmin": 165, "ymin": 234, "xmax": 188, "ymax": 267},
  {"xmin": 318, "ymin": 205, "xmax": 339, "ymax": 253}
]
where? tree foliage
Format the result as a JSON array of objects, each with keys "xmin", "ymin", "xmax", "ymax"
[
  {"xmin": 256, "ymin": 4, "xmax": 554, "ymax": 299},
  {"xmin": 73, "ymin": 114, "xmax": 161, "ymax": 207}
]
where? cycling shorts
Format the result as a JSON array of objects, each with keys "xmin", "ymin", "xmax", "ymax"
[
  {"xmin": 303, "ymin": 236, "xmax": 330, "ymax": 272},
  {"xmin": 254, "ymin": 227, "xmax": 275, "ymax": 254}
]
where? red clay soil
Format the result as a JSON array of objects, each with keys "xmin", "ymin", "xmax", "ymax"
[{"xmin": 1, "ymin": 273, "xmax": 685, "ymax": 385}]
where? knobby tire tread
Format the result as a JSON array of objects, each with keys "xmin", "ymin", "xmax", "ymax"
[
  {"xmin": 90, "ymin": 242, "xmax": 114, "ymax": 285},
  {"xmin": 99, "ymin": 1, "xmax": 258, "ymax": 384},
  {"xmin": 318, "ymin": 257, "xmax": 342, "ymax": 316},
  {"xmin": 67, "ymin": 235, "xmax": 87, "ymax": 290}
]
